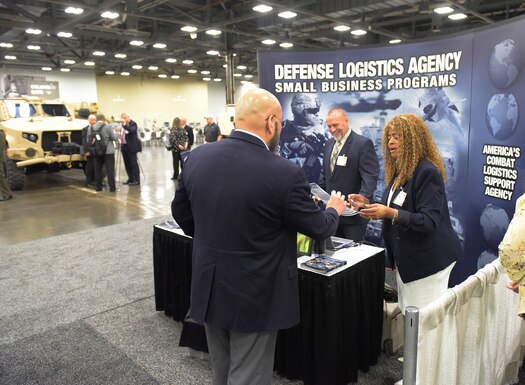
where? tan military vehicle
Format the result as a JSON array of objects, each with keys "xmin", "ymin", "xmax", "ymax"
[{"xmin": 0, "ymin": 97, "xmax": 88, "ymax": 190}]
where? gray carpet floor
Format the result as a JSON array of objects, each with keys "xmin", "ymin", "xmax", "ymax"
[{"xmin": 0, "ymin": 217, "xmax": 403, "ymax": 385}]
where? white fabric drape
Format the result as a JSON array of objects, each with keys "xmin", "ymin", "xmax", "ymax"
[{"xmin": 415, "ymin": 259, "xmax": 525, "ymax": 385}]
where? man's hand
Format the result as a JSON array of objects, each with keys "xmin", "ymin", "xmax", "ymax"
[{"xmin": 326, "ymin": 190, "xmax": 347, "ymax": 216}]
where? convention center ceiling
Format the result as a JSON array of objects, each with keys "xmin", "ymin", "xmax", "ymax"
[{"xmin": 0, "ymin": 0, "xmax": 524, "ymax": 82}]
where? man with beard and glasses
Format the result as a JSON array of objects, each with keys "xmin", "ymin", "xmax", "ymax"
[
  {"xmin": 172, "ymin": 87, "xmax": 347, "ymax": 385},
  {"xmin": 279, "ymin": 93, "xmax": 328, "ymax": 182}
]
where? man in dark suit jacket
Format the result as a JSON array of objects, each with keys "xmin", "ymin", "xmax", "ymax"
[
  {"xmin": 180, "ymin": 118, "xmax": 194, "ymax": 150},
  {"xmin": 319, "ymin": 108, "xmax": 379, "ymax": 241},
  {"xmin": 80, "ymin": 114, "xmax": 97, "ymax": 188},
  {"xmin": 172, "ymin": 88, "xmax": 347, "ymax": 385},
  {"xmin": 120, "ymin": 113, "xmax": 140, "ymax": 185}
]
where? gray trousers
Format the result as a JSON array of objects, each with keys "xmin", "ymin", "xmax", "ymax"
[{"xmin": 204, "ymin": 323, "xmax": 277, "ymax": 385}]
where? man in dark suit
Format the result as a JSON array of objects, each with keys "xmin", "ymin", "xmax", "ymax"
[
  {"xmin": 80, "ymin": 114, "xmax": 97, "ymax": 188},
  {"xmin": 319, "ymin": 108, "xmax": 379, "ymax": 241},
  {"xmin": 172, "ymin": 88, "xmax": 347, "ymax": 385},
  {"xmin": 120, "ymin": 113, "xmax": 140, "ymax": 185},
  {"xmin": 180, "ymin": 118, "xmax": 194, "ymax": 150}
]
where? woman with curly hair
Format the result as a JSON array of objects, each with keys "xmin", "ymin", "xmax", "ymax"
[
  {"xmin": 169, "ymin": 117, "xmax": 188, "ymax": 180},
  {"xmin": 349, "ymin": 113, "xmax": 461, "ymax": 313}
]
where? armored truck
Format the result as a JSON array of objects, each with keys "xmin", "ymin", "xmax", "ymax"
[{"xmin": 0, "ymin": 97, "xmax": 88, "ymax": 190}]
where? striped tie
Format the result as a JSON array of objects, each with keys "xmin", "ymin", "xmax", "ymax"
[{"xmin": 330, "ymin": 141, "xmax": 341, "ymax": 173}]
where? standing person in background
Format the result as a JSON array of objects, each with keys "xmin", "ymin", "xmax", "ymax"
[
  {"xmin": 0, "ymin": 127, "xmax": 13, "ymax": 201},
  {"xmin": 319, "ymin": 108, "xmax": 379, "ymax": 241},
  {"xmin": 120, "ymin": 113, "xmax": 140, "ymax": 185},
  {"xmin": 181, "ymin": 118, "xmax": 194, "ymax": 150},
  {"xmin": 203, "ymin": 114, "xmax": 222, "ymax": 143},
  {"xmin": 169, "ymin": 117, "xmax": 188, "ymax": 180},
  {"xmin": 349, "ymin": 113, "xmax": 460, "ymax": 314},
  {"xmin": 499, "ymin": 182, "xmax": 525, "ymax": 318},
  {"xmin": 81, "ymin": 114, "xmax": 97, "ymax": 189},
  {"xmin": 172, "ymin": 88, "xmax": 347, "ymax": 385},
  {"xmin": 93, "ymin": 114, "xmax": 119, "ymax": 193}
]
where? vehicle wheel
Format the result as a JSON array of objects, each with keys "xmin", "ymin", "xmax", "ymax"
[{"xmin": 4, "ymin": 154, "xmax": 25, "ymax": 190}]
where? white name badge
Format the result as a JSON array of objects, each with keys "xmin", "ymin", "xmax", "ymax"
[
  {"xmin": 336, "ymin": 155, "xmax": 347, "ymax": 166},
  {"xmin": 393, "ymin": 190, "xmax": 407, "ymax": 206}
]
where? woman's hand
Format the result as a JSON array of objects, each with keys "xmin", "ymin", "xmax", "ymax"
[
  {"xmin": 360, "ymin": 203, "xmax": 391, "ymax": 220},
  {"xmin": 348, "ymin": 193, "xmax": 368, "ymax": 211}
]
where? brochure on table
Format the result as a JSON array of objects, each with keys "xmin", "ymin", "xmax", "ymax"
[{"xmin": 298, "ymin": 244, "xmax": 384, "ymax": 276}]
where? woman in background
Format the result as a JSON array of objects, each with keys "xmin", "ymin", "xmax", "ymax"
[
  {"xmin": 169, "ymin": 117, "xmax": 188, "ymax": 180},
  {"xmin": 499, "ymin": 183, "xmax": 525, "ymax": 317},
  {"xmin": 349, "ymin": 113, "xmax": 461, "ymax": 313}
]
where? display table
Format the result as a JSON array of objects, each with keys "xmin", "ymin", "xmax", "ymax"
[{"xmin": 153, "ymin": 222, "xmax": 385, "ymax": 385}]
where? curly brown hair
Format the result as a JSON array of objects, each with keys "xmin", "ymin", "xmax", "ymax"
[{"xmin": 381, "ymin": 113, "xmax": 446, "ymax": 189}]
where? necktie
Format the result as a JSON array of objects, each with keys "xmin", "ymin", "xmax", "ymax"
[{"xmin": 330, "ymin": 141, "xmax": 341, "ymax": 173}]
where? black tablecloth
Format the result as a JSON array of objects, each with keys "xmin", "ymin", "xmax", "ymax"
[{"xmin": 153, "ymin": 225, "xmax": 385, "ymax": 385}]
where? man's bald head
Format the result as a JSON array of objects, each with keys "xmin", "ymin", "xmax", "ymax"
[
  {"xmin": 235, "ymin": 88, "xmax": 282, "ymax": 151},
  {"xmin": 88, "ymin": 114, "xmax": 96, "ymax": 125},
  {"xmin": 235, "ymin": 88, "xmax": 282, "ymax": 133}
]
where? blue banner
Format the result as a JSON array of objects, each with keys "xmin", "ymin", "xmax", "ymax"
[{"xmin": 258, "ymin": 17, "xmax": 525, "ymax": 283}]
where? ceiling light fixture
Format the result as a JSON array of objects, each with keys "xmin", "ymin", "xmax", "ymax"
[
  {"xmin": 27, "ymin": 45, "xmax": 41, "ymax": 50},
  {"xmin": 25, "ymin": 28, "xmax": 41, "ymax": 35},
  {"xmin": 181, "ymin": 26, "xmax": 198, "ymax": 32},
  {"xmin": 236, "ymin": 65, "xmax": 247, "ymax": 70},
  {"xmin": 434, "ymin": 6, "xmax": 454, "ymax": 14},
  {"xmin": 213, "ymin": 78, "xmax": 222, "ymax": 82},
  {"xmin": 0, "ymin": 42, "xmax": 13, "ymax": 48},
  {"xmin": 105, "ymin": 70, "xmax": 115, "ymax": 75},
  {"xmin": 334, "ymin": 25, "xmax": 351, "ymax": 32},
  {"xmin": 132, "ymin": 65, "xmax": 143, "ymax": 70},
  {"xmin": 115, "ymin": 53, "xmax": 127, "ymax": 59},
  {"xmin": 93, "ymin": 51, "xmax": 105, "ymax": 56},
  {"xmin": 278, "ymin": 11, "xmax": 297, "ymax": 19},
  {"xmin": 165, "ymin": 58, "xmax": 177, "ymax": 63},
  {"xmin": 148, "ymin": 65, "xmax": 158, "ymax": 70},
  {"xmin": 5, "ymin": 55, "xmax": 16, "ymax": 60},
  {"xmin": 57, "ymin": 32, "xmax": 72, "ymax": 38},
  {"xmin": 188, "ymin": 69, "xmax": 197, "ymax": 73},
  {"xmin": 42, "ymin": 67, "xmax": 52, "ymax": 71},
  {"xmin": 129, "ymin": 40, "xmax": 144, "ymax": 46},
  {"xmin": 60, "ymin": 68, "xmax": 71, "ymax": 72},
  {"xmin": 84, "ymin": 61, "xmax": 95, "ymax": 66},
  {"xmin": 153, "ymin": 43, "xmax": 167, "ymax": 49},
  {"xmin": 206, "ymin": 30, "xmax": 222, "ymax": 36},
  {"xmin": 253, "ymin": 5, "xmax": 273, "ymax": 13},
  {"xmin": 182, "ymin": 59, "xmax": 193, "ymax": 65},
  {"xmin": 207, "ymin": 50, "xmax": 220, "ymax": 56},
  {"xmin": 201, "ymin": 70, "xmax": 210, "ymax": 74},
  {"xmin": 65, "ymin": 7, "xmax": 83, "ymax": 15},
  {"xmin": 171, "ymin": 75, "xmax": 180, "ymax": 79},
  {"xmin": 101, "ymin": 11, "xmax": 119, "ymax": 19},
  {"xmin": 121, "ymin": 72, "xmax": 130, "ymax": 76},
  {"xmin": 244, "ymin": 74, "xmax": 253, "ymax": 79},
  {"xmin": 389, "ymin": 39, "xmax": 402, "ymax": 44},
  {"xmin": 262, "ymin": 39, "xmax": 276, "ymax": 45},
  {"xmin": 280, "ymin": 42, "xmax": 294, "ymax": 48},
  {"xmin": 233, "ymin": 73, "xmax": 242, "ymax": 77},
  {"xmin": 351, "ymin": 29, "xmax": 367, "ymax": 36},
  {"xmin": 158, "ymin": 74, "xmax": 167, "ymax": 78},
  {"xmin": 448, "ymin": 13, "xmax": 467, "ymax": 20},
  {"xmin": 64, "ymin": 59, "xmax": 75, "ymax": 64},
  {"xmin": 203, "ymin": 77, "xmax": 211, "ymax": 81}
]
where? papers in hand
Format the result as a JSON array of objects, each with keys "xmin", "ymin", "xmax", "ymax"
[{"xmin": 309, "ymin": 183, "xmax": 359, "ymax": 216}]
